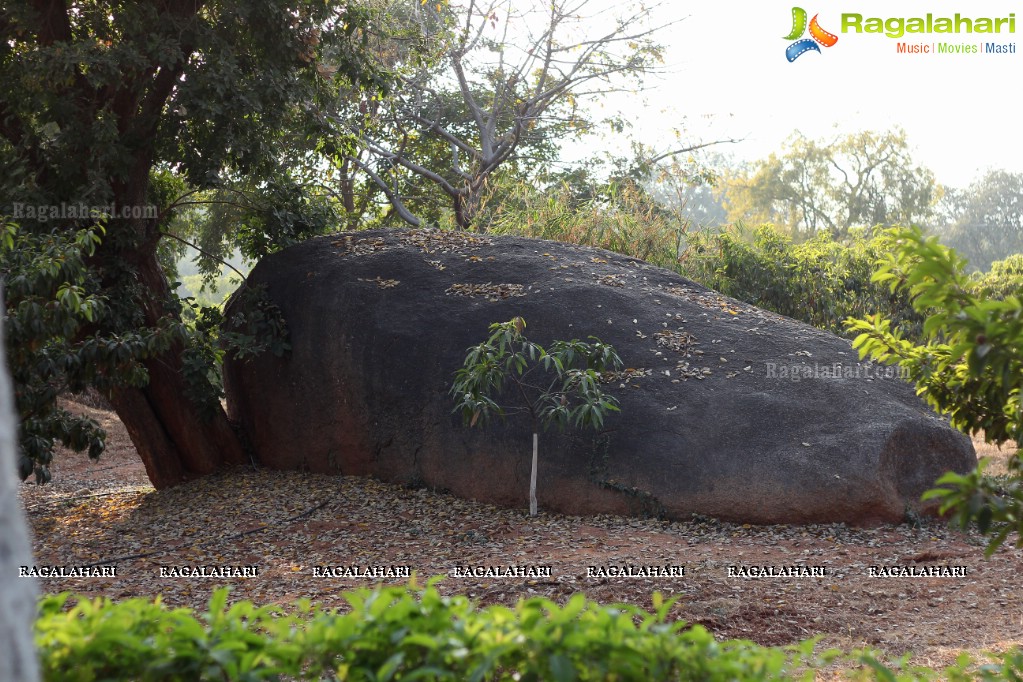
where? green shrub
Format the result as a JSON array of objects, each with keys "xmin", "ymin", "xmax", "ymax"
[
  {"xmin": 972, "ymin": 253, "xmax": 1023, "ymax": 300},
  {"xmin": 846, "ymin": 227, "xmax": 1023, "ymax": 554},
  {"xmin": 36, "ymin": 584, "xmax": 818, "ymax": 681},
  {"xmin": 682, "ymin": 225, "xmax": 926, "ymax": 341},
  {"xmin": 482, "ymin": 179, "xmax": 691, "ymax": 271},
  {"xmin": 35, "ymin": 588, "xmax": 306, "ymax": 681},
  {"xmin": 34, "ymin": 583, "xmax": 1023, "ymax": 681}
]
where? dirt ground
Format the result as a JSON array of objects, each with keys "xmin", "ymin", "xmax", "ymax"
[{"xmin": 17, "ymin": 400, "xmax": 1023, "ymax": 672}]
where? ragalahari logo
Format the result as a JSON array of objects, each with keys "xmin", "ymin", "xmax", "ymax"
[{"xmin": 784, "ymin": 7, "xmax": 838, "ymax": 61}]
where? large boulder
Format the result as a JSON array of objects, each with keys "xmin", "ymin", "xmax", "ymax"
[{"xmin": 223, "ymin": 229, "xmax": 975, "ymax": 525}]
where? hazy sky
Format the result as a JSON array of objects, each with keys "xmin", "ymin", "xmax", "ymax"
[{"xmin": 605, "ymin": 0, "xmax": 1022, "ymax": 188}]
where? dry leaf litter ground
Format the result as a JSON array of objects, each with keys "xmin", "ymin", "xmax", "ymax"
[{"xmin": 16, "ymin": 399, "xmax": 1023, "ymax": 673}]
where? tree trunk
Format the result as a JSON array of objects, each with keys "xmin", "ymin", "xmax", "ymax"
[
  {"xmin": 106, "ymin": 246, "xmax": 246, "ymax": 490},
  {"xmin": 102, "ymin": 147, "xmax": 247, "ymax": 489},
  {"xmin": 454, "ymin": 190, "xmax": 472, "ymax": 231},
  {"xmin": 529, "ymin": 432, "xmax": 538, "ymax": 516},
  {"xmin": 0, "ymin": 291, "xmax": 41, "ymax": 682},
  {"xmin": 454, "ymin": 180, "xmax": 486, "ymax": 231}
]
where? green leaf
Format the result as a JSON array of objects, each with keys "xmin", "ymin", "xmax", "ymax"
[{"xmin": 548, "ymin": 654, "xmax": 577, "ymax": 682}]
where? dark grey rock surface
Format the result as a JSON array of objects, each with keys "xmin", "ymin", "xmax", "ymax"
[{"xmin": 223, "ymin": 229, "xmax": 976, "ymax": 524}]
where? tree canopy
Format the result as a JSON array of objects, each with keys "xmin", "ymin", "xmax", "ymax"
[
  {"xmin": 1, "ymin": 0, "xmax": 381, "ymax": 488},
  {"xmin": 939, "ymin": 170, "xmax": 1023, "ymax": 272},
  {"xmin": 327, "ymin": 0, "xmax": 671, "ymax": 230},
  {"xmin": 722, "ymin": 129, "xmax": 938, "ymax": 240}
]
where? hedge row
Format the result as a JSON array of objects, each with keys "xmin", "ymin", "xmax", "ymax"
[{"xmin": 34, "ymin": 582, "xmax": 1023, "ymax": 681}]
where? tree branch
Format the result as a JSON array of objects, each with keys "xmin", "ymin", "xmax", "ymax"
[
  {"xmin": 643, "ymin": 139, "xmax": 743, "ymax": 166},
  {"xmin": 361, "ymin": 137, "xmax": 461, "ymax": 198},
  {"xmin": 347, "ymin": 156, "xmax": 422, "ymax": 227},
  {"xmin": 160, "ymin": 230, "xmax": 249, "ymax": 285}
]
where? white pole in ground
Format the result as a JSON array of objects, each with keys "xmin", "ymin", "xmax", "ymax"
[{"xmin": 529, "ymin": 432, "xmax": 538, "ymax": 516}]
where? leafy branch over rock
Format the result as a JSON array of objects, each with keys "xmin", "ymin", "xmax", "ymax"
[
  {"xmin": 451, "ymin": 317, "xmax": 622, "ymax": 515},
  {"xmin": 845, "ymin": 226, "xmax": 1023, "ymax": 553}
]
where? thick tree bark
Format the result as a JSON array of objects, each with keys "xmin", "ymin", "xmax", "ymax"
[
  {"xmin": 101, "ymin": 94, "xmax": 247, "ymax": 488},
  {"xmin": 454, "ymin": 182, "xmax": 484, "ymax": 231},
  {"xmin": 7, "ymin": 0, "xmax": 250, "ymax": 492},
  {"xmin": 454, "ymin": 192, "xmax": 471, "ymax": 231},
  {"xmin": 0, "ymin": 291, "xmax": 41, "ymax": 682},
  {"xmin": 106, "ymin": 245, "xmax": 247, "ymax": 490}
]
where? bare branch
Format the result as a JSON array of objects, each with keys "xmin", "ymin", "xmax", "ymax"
[
  {"xmin": 160, "ymin": 230, "xmax": 249, "ymax": 285},
  {"xmin": 363, "ymin": 137, "xmax": 461, "ymax": 198},
  {"xmin": 644, "ymin": 140, "xmax": 745, "ymax": 167},
  {"xmin": 338, "ymin": 0, "xmax": 680, "ymax": 229},
  {"xmin": 347, "ymin": 157, "xmax": 422, "ymax": 228}
]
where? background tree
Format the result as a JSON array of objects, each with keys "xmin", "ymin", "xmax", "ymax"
[
  {"xmin": 0, "ymin": 287, "xmax": 41, "ymax": 682},
  {"xmin": 0, "ymin": 1, "xmax": 379, "ymax": 488},
  {"xmin": 175, "ymin": 0, "xmax": 431, "ymax": 240},
  {"xmin": 722, "ymin": 129, "xmax": 938, "ymax": 240},
  {"xmin": 973, "ymin": 254, "xmax": 1023, "ymax": 300},
  {"xmin": 938, "ymin": 170, "xmax": 1023, "ymax": 272},
  {"xmin": 472, "ymin": 135, "xmax": 733, "ymax": 273},
  {"xmin": 335, "ymin": 0, "xmax": 670, "ymax": 230}
]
